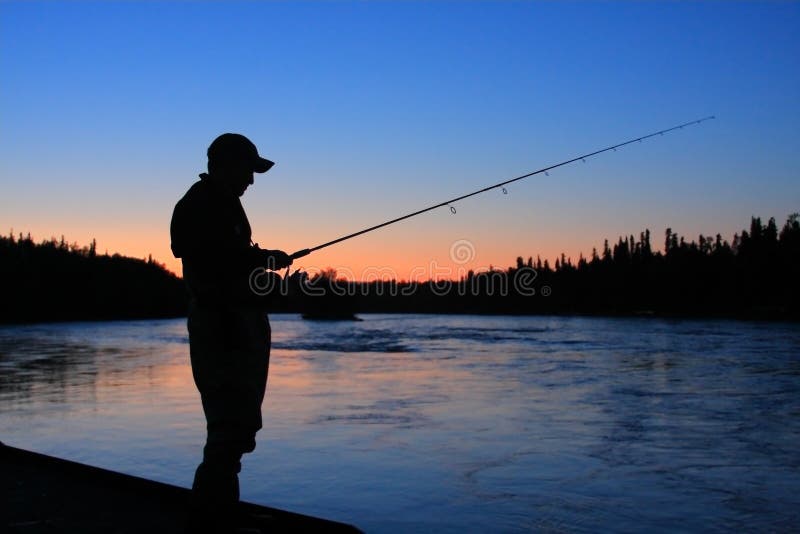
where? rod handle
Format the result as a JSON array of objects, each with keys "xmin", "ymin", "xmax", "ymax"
[{"xmin": 290, "ymin": 248, "xmax": 311, "ymax": 260}]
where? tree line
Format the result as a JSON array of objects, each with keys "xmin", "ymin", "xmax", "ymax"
[
  {"xmin": 289, "ymin": 213, "xmax": 800, "ymax": 320},
  {"xmin": 2, "ymin": 213, "xmax": 798, "ymax": 323},
  {"xmin": 0, "ymin": 232, "xmax": 186, "ymax": 323}
]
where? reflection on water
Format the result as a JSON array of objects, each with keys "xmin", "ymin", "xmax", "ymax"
[{"xmin": 1, "ymin": 315, "xmax": 799, "ymax": 532}]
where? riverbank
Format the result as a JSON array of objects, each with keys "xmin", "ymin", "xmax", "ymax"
[{"xmin": 1, "ymin": 442, "xmax": 361, "ymax": 533}]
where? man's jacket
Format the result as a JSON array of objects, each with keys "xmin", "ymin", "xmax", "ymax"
[{"xmin": 170, "ymin": 173, "xmax": 274, "ymax": 307}]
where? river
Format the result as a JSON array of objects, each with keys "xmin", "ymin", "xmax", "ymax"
[{"xmin": 1, "ymin": 314, "xmax": 798, "ymax": 532}]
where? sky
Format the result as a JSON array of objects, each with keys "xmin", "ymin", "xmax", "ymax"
[{"xmin": 1, "ymin": 1, "xmax": 798, "ymax": 280}]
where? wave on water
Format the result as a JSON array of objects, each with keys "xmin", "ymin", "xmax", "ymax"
[
  {"xmin": 311, "ymin": 412, "xmax": 420, "ymax": 425},
  {"xmin": 410, "ymin": 325, "xmax": 552, "ymax": 344},
  {"xmin": 154, "ymin": 334, "xmax": 189, "ymax": 345},
  {"xmin": 274, "ymin": 322, "xmax": 557, "ymax": 353},
  {"xmin": 273, "ymin": 328, "xmax": 412, "ymax": 353},
  {"xmin": 274, "ymin": 322, "xmax": 560, "ymax": 353},
  {"xmin": 309, "ymin": 396, "xmax": 443, "ymax": 427}
]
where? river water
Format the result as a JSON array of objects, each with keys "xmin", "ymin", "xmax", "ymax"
[{"xmin": 1, "ymin": 314, "xmax": 798, "ymax": 532}]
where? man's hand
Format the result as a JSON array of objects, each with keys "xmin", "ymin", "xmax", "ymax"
[{"xmin": 260, "ymin": 249, "xmax": 292, "ymax": 271}]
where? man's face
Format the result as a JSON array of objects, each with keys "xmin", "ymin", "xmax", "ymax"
[{"xmin": 226, "ymin": 163, "xmax": 255, "ymax": 197}]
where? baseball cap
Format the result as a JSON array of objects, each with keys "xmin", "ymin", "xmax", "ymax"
[{"xmin": 207, "ymin": 133, "xmax": 274, "ymax": 173}]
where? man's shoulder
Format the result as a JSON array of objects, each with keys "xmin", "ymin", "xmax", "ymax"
[
  {"xmin": 176, "ymin": 179, "xmax": 220, "ymax": 216},
  {"xmin": 179, "ymin": 179, "xmax": 211, "ymax": 203},
  {"xmin": 171, "ymin": 180, "xmax": 214, "ymax": 258}
]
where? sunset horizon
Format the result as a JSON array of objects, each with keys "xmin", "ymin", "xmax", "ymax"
[
  {"xmin": 3, "ymin": 3, "xmax": 797, "ymax": 287},
  {"xmin": 7, "ymin": 207, "xmax": 795, "ymax": 283}
]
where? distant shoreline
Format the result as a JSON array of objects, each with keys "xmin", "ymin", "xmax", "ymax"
[
  {"xmin": 2, "ymin": 307, "xmax": 797, "ymax": 327},
  {"xmin": 3, "ymin": 212, "xmax": 797, "ymax": 325}
]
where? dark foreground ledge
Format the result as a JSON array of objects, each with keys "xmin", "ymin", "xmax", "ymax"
[{"xmin": 1, "ymin": 442, "xmax": 362, "ymax": 533}]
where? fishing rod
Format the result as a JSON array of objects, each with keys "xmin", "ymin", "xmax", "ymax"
[{"xmin": 288, "ymin": 116, "xmax": 715, "ymax": 261}]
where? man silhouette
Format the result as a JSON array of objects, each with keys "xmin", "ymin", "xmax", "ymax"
[{"xmin": 170, "ymin": 133, "xmax": 291, "ymax": 532}]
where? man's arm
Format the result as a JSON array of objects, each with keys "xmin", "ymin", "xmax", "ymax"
[{"xmin": 171, "ymin": 192, "xmax": 291, "ymax": 305}]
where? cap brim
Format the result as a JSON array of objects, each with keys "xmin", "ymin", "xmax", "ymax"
[{"xmin": 253, "ymin": 157, "xmax": 274, "ymax": 173}]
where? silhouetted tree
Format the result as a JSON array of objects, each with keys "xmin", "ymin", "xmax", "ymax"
[{"xmin": 0, "ymin": 234, "xmax": 186, "ymax": 323}]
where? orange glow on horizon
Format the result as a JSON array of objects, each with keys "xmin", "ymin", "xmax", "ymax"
[{"xmin": 5, "ymin": 226, "xmax": 592, "ymax": 282}]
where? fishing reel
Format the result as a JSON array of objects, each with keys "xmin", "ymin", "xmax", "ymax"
[{"xmin": 285, "ymin": 249, "xmax": 311, "ymax": 284}]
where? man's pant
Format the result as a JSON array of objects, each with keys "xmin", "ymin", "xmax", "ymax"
[{"xmin": 186, "ymin": 302, "xmax": 270, "ymax": 531}]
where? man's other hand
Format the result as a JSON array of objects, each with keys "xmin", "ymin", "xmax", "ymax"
[{"xmin": 287, "ymin": 270, "xmax": 308, "ymax": 298}]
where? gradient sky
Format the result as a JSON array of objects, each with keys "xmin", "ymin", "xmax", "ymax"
[{"xmin": 1, "ymin": 1, "xmax": 798, "ymax": 280}]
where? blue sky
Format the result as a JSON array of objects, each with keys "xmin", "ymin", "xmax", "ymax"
[{"xmin": 1, "ymin": 1, "xmax": 798, "ymax": 278}]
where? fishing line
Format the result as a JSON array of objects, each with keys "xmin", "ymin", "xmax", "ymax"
[{"xmin": 288, "ymin": 116, "xmax": 715, "ymax": 260}]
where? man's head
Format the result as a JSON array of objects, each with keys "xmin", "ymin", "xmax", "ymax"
[{"xmin": 207, "ymin": 133, "xmax": 274, "ymax": 196}]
